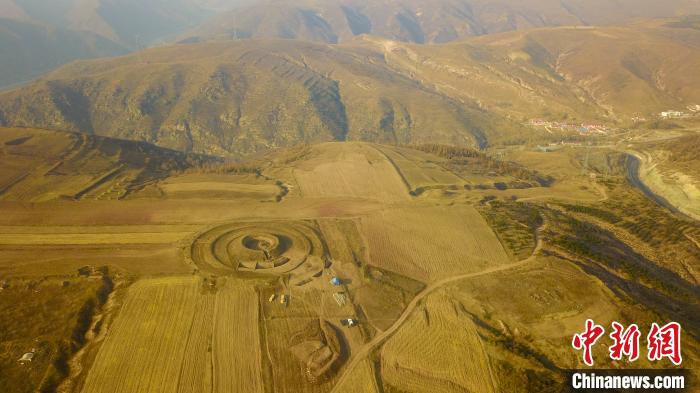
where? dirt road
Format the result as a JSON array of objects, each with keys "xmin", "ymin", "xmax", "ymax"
[{"xmin": 331, "ymin": 222, "xmax": 546, "ymax": 392}]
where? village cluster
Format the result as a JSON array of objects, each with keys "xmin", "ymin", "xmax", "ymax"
[
  {"xmin": 528, "ymin": 105, "xmax": 700, "ymax": 135},
  {"xmin": 527, "ymin": 119, "xmax": 611, "ymax": 135}
]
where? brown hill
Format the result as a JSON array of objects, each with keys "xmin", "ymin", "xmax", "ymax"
[
  {"xmin": 0, "ymin": 39, "xmax": 515, "ymax": 155},
  {"xmin": 431, "ymin": 20, "xmax": 700, "ymax": 120},
  {"xmin": 3, "ymin": 0, "xmax": 700, "ymax": 89},
  {"xmin": 0, "ymin": 127, "xmax": 212, "ymax": 201},
  {"xmin": 182, "ymin": 0, "xmax": 700, "ymax": 44},
  {"xmin": 1, "ymin": 21, "xmax": 699, "ymax": 156}
]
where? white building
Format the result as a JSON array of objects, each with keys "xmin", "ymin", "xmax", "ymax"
[{"xmin": 660, "ymin": 110, "xmax": 686, "ymax": 119}]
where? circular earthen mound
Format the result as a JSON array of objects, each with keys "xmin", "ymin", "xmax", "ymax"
[
  {"xmin": 238, "ymin": 233, "xmax": 285, "ymax": 260},
  {"xmin": 190, "ymin": 221, "xmax": 324, "ymax": 277}
]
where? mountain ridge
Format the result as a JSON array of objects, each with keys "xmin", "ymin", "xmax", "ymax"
[
  {"xmin": 1, "ymin": 20, "xmax": 699, "ymax": 156},
  {"xmin": 182, "ymin": 0, "xmax": 700, "ymax": 44}
]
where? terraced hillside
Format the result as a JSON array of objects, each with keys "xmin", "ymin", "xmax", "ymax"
[{"xmin": 0, "ymin": 127, "xmax": 212, "ymax": 202}]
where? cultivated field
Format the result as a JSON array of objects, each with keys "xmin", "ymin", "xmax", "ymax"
[
  {"xmin": 2, "ymin": 141, "xmax": 698, "ymax": 392},
  {"xmin": 293, "ymin": 143, "xmax": 410, "ymax": 201},
  {"xmin": 0, "ymin": 225, "xmax": 201, "ymax": 276},
  {"xmin": 359, "ymin": 205, "xmax": 510, "ymax": 281},
  {"xmin": 381, "ymin": 291, "xmax": 496, "ymax": 393},
  {"xmin": 0, "ymin": 127, "xmax": 207, "ymax": 202},
  {"xmin": 374, "ymin": 145, "xmax": 465, "ymax": 190},
  {"xmin": 80, "ymin": 277, "xmax": 263, "ymax": 393},
  {"xmin": 0, "ymin": 244, "xmax": 188, "ymax": 277},
  {"xmin": 80, "ymin": 277, "xmax": 202, "ymax": 393},
  {"xmin": 0, "ymin": 232, "xmax": 189, "ymax": 245},
  {"xmin": 176, "ymin": 290, "xmax": 215, "ymax": 393},
  {"xmin": 212, "ymin": 283, "xmax": 264, "ymax": 393},
  {"xmin": 157, "ymin": 174, "xmax": 280, "ymax": 201}
]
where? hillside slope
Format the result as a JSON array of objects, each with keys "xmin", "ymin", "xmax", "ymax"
[
  {"xmin": 183, "ymin": 0, "xmax": 700, "ymax": 44},
  {"xmin": 1, "ymin": 21, "xmax": 699, "ymax": 156},
  {"xmin": 0, "ymin": 127, "xmax": 212, "ymax": 201},
  {"xmin": 422, "ymin": 20, "xmax": 700, "ymax": 121},
  {"xmin": 0, "ymin": 39, "xmax": 512, "ymax": 155}
]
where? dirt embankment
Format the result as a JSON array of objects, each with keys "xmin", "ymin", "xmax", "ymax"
[{"xmin": 626, "ymin": 153, "xmax": 700, "ymax": 221}]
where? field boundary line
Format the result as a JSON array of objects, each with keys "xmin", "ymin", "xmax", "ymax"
[
  {"xmin": 367, "ymin": 145, "xmax": 414, "ymax": 196},
  {"xmin": 331, "ymin": 221, "xmax": 547, "ymax": 392}
]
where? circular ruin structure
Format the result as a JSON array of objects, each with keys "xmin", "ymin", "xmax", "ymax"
[{"xmin": 189, "ymin": 221, "xmax": 327, "ymax": 283}]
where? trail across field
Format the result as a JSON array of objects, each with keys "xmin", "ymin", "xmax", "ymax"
[
  {"xmin": 381, "ymin": 292, "xmax": 496, "ymax": 392},
  {"xmin": 331, "ymin": 221, "xmax": 546, "ymax": 392}
]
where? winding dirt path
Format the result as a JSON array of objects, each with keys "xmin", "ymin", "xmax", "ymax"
[{"xmin": 331, "ymin": 222, "xmax": 546, "ymax": 392}]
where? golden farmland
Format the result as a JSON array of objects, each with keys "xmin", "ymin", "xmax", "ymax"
[{"xmin": 1, "ymin": 132, "xmax": 698, "ymax": 393}]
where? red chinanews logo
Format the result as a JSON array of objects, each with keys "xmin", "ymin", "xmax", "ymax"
[
  {"xmin": 609, "ymin": 322, "xmax": 641, "ymax": 362},
  {"xmin": 572, "ymin": 320, "xmax": 682, "ymax": 366}
]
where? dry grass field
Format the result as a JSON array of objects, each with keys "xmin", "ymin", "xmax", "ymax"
[
  {"xmin": 1, "ymin": 141, "xmax": 698, "ymax": 392},
  {"xmin": 80, "ymin": 277, "xmax": 263, "ymax": 393},
  {"xmin": 332, "ymin": 359, "xmax": 380, "ymax": 393},
  {"xmin": 156, "ymin": 174, "xmax": 281, "ymax": 201},
  {"xmin": 293, "ymin": 143, "xmax": 410, "ymax": 201},
  {"xmin": 359, "ymin": 205, "xmax": 510, "ymax": 281},
  {"xmin": 381, "ymin": 291, "xmax": 496, "ymax": 393},
  {"xmin": 454, "ymin": 256, "xmax": 624, "ymax": 364},
  {"xmin": 80, "ymin": 277, "xmax": 202, "ymax": 393},
  {"xmin": 373, "ymin": 145, "xmax": 465, "ymax": 190}
]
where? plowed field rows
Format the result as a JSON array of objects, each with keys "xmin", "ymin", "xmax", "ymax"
[{"xmin": 81, "ymin": 277, "xmax": 263, "ymax": 393}]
